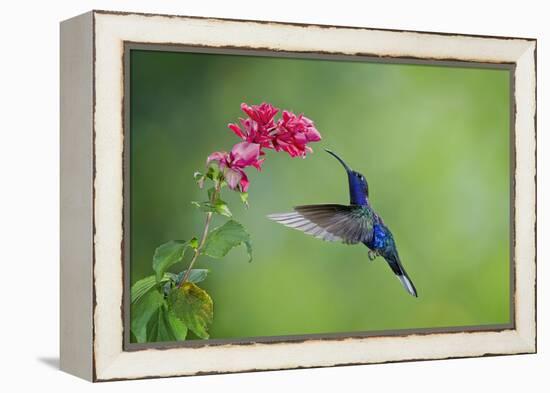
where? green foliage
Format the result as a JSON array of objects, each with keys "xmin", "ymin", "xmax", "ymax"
[
  {"xmin": 130, "ymin": 269, "xmax": 212, "ymax": 342},
  {"xmin": 212, "ymin": 199, "xmax": 232, "ymax": 217},
  {"xmin": 131, "ymin": 289, "xmax": 165, "ymax": 343},
  {"xmin": 189, "ymin": 237, "xmax": 199, "ymax": 250},
  {"xmin": 191, "ymin": 186, "xmax": 232, "ymax": 216},
  {"xmin": 194, "ymin": 171, "xmax": 205, "ymax": 188},
  {"xmin": 205, "ymin": 162, "xmax": 222, "ymax": 183},
  {"xmin": 147, "ymin": 306, "xmax": 179, "ymax": 342},
  {"xmin": 167, "ymin": 269, "xmax": 209, "ymax": 285},
  {"xmin": 167, "ymin": 283, "xmax": 214, "ymax": 339},
  {"xmin": 203, "ymin": 220, "xmax": 252, "ymax": 262},
  {"xmin": 153, "ymin": 240, "xmax": 189, "ymax": 282},
  {"xmin": 239, "ymin": 192, "xmax": 249, "ymax": 208},
  {"xmin": 182, "ymin": 269, "xmax": 209, "ymax": 284},
  {"xmin": 131, "ymin": 273, "xmax": 171, "ymax": 303},
  {"xmin": 165, "ymin": 308, "xmax": 188, "ymax": 340},
  {"xmin": 130, "ymin": 159, "xmax": 251, "ymax": 343},
  {"xmin": 191, "ymin": 200, "xmax": 232, "ymax": 217}
]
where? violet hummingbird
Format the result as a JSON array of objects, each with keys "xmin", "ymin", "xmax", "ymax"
[{"xmin": 268, "ymin": 149, "xmax": 418, "ymax": 297}]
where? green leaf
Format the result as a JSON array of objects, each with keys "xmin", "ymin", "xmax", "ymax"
[
  {"xmin": 203, "ymin": 220, "xmax": 252, "ymax": 262},
  {"xmin": 189, "ymin": 237, "xmax": 199, "ymax": 249},
  {"xmin": 153, "ymin": 240, "xmax": 189, "ymax": 282},
  {"xmin": 131, "ymin": 289, "xmax": 164, "ymax": 343},
  {"xmin": 239, "ymin": 191, "xmax": 249, "ymax": 208},
  {"xmin": 206, "ymin": 163, "xmax": 222, "ymax": 181},
  {"xmin": 165, "ymin": 309, "xmax": 188, "ymax": 340},
  {"xmin": 191, "ymin": 200, "xmax": 232, "ymax": 217},
  {"xmin": 187, "ymin": 269, "xmax": 209, "ymax": 283},
  {"xmin": 131, "ymin": 275, "xmax": 163, "ymax": 303},
  {"xmin": 131, "ymin": 275, "xmax": 158, "ymax": 304},
  {"xmin": 147, "ymin": 307, "xmax": 176, "ymax": 342},
  {"xmin": 162, "ymin": 280, "xmax": 172, "ymax": 297},
  {"xmin": 194, "ymin": 171, "xmax": 205, "ymax": 188},
  {"xmin": 167, "ymin": 283, "xmax": 213, "ymax": 339},
  {"xmin": 213, "ymin": 199, "xmax": 232, "ymax": 217},
  {"xmin": 170, "ymin": 269, "xmax": 209, "ymax": 286}
]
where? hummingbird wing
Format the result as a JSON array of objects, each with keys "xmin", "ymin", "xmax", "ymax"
[{"xmin": 267, "ymin": 204, "xmax": 374, "ymax": 244}]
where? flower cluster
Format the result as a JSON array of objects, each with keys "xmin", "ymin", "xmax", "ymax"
[
  {"xmin": 207, "ymin": 142, "xmax": 262, "ymax": 192},
  {"xmin": 207, "ymin": 102, "xmax": 321, "ymax": 192}
]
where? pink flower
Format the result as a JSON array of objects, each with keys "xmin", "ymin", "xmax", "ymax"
[
  {"xmin": 228, "ymin": 103, "xmax": 279, "ymax": 150},
  {"xmin": 272, "ymin": 110, "xmax": 322, "ymax": 157},
  {"xmin": 207, "ymin": 142, "xmax": 262, "ymax": 192},
  {"xmin": 207, "ymin": 103, "xmax": 322, "ymax": 192},
  {"xmin": 241, "ymin": 102, "xmax": 279, "ymax": 126}
]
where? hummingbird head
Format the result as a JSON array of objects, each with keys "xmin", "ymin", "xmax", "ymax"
[{"xmin": 325, "ymin": 149, "xmax": 369, "ymax": 205}]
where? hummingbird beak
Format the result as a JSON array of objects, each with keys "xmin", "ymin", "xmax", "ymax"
[{"xmin": 325, "ymin": 149, "xmax": 352, "ymax": 173}]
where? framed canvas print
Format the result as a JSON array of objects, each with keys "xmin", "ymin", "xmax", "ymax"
[{"xmin": 60, "ymin": 10, "xmax": 537, "ymax": 382}]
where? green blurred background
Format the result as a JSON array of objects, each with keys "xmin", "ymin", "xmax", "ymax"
[{"xmin": 130, "ymin": 49, "xmax": 510, "ymax": 340}]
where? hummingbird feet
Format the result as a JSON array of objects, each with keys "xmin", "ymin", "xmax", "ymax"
[{"xmin": 368, "ymin": 250, "xmax": 378, "ymax": 261}]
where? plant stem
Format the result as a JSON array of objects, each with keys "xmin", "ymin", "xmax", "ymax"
[{"xmin": 179, "ymin": 182, "xmax": 220, "ymax": 286}]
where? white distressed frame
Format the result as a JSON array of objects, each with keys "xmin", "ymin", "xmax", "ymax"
[{"xmin": 60, "ymin": 10, "xmax": 536, "ymax": 381}]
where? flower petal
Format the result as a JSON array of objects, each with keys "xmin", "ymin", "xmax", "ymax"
[
  {"xmin": 239, "ymin": 171, "xmax": 250, "ymax": 192},
  {"xmin": 241, "ymin": 102, "xmax": 279, "ymax": 125},
  {"xmin": 305, "ymin": 127, "xmax": 321, "ymax": 142},
  {"xmin": 223, "ymin": 167, "xmax": 243, "ymax": 190},
  {"xmin": 230, "ymin": 142, "xmax": 261, "ymax": 168},
  {"xmin": 251, "ymin": 157, "xmax": 264, "ymax": 171},
  {"xmin": 228, "ymin": 123, "xmax": 245, "ymax": 139},
  {"xmin": 272, "ymin": 110, "xmax": 321, "ymax": 158},
  {"xmin": 207, "ymin": 151, "xmax": 228, "ymax": 166}
]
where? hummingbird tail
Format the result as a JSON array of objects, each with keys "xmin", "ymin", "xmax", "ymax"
[
  {"xmin": 397, "ymin": 272, "xmax": 418, "ymax": 298},
  {"xmin": 386, "ymin": 255, "xmax": 418, "ymax": 297}
]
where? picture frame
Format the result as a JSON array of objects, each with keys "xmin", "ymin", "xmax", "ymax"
[{"xmin": 60, "ymin": 10, "xmax": 537, "ymax": 382}]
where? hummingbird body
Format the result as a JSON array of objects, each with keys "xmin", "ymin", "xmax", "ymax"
[{"xmin": 268, "ymin": 150, "xmax": 418, "ymax": 297}]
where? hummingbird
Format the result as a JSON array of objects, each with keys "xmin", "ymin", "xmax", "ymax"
[{"xmin": 267, "ymin": 149, "xmax": 418, "ymax": 297}]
